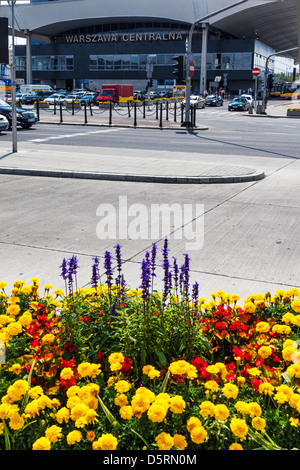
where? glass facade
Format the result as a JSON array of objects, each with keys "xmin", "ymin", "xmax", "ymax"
[
  {"xmin": 89, "ymin": 52, "xmax": 253, "ymax": 72},
  {"xmin": 16, "ymin": 55, "xmax": 74, "ymax": 71}
]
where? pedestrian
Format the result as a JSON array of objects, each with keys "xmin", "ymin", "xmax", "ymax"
[{"xmin": 248, "ymin": 87, "xmax": 252, "ymax": 96}]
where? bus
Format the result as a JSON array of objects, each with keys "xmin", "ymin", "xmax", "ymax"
[{"xmin": 280, "ymin": 81, "xmax": 300, "ymax": 99}]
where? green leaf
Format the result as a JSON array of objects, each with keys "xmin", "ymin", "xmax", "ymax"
[{"xmin": 155, "ymin": 349, "xmax": 168, "ymax": 368}]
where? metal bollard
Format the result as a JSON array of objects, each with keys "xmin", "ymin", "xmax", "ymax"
[
  {"xmin": 36, "ymin": 99, "xmax": 40, "ymax": 121},
  {"xmin": 84, "ymin": 101, "xmax": 87, "ymax": 124},
  {"xmin": 59, "ymin": 101, "xmax": 63, "ymax": 123},
  {"xmin": 109, "ymin": 101, "xmax": 112, "ymax": 126},
  {"xmin": 134, "ymin": 102, "xmax": 137, "ymax": 127},
  {"xmin": 174, "ymin": 102, "xmax": 177, "ymax": 122},
  {"xmin": 166, "ymin": 101, "xmax": 168, "ymax": 121},
  {"xmin": 159, "ymin": 102, "xmax": 163, "ymax": 128},
  {"xmin": 72, "ymin": 99, "xmax": 75, "ymax": 115}
]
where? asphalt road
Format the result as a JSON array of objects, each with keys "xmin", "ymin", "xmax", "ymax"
[{"xmin": 0, "ymin": 103, "xmax": 298, "ymax": 160}]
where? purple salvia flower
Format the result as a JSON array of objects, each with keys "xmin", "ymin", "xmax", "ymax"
[
  {"xmin": 91, "ymin": 256, "xmax": 100, "ymax": 289},
  {"xmin": 161, "ymin": 238, "xmax": 171, "ymax": 306},
  {"xmin": 192, "ymin": 281, "xmax": 199, "ymax": 308},
  {"xmin": 114, "ymin": 244, "xmax": 123, "ymax": 287},
  {"xmin": 67, "ymin": 255, "xmax": 79, "ymax": 295},
  {"xmin": 173, "ymin": 257, "xmax": 179, "ymax": 295},
  {"xmin": 140, "ymin": 252, "xmax": 151, "ymax": 302},
  {"xmin": 104, "ymin": 251, "xmax": 113, "ymax": 289}
]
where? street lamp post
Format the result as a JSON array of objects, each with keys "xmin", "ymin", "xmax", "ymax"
[
  {"xmin": 7, "ymin": 0, "xmax": 17, "ymax": 152},
  {"xmin": 184, "ymin": 0, "xmax": 250, "ymax": 127}
]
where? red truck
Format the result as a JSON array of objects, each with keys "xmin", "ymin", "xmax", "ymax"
[{"xmin": 96, "ymin": 84, "xmax": 134, "ymax": 104}]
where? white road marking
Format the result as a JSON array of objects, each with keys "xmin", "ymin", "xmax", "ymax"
[{"xmin": 29, "ymin": 128, "xmax": 121, "ymax": 143}]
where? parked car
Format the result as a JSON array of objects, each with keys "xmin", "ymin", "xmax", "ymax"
[
  {"xmin": 0, "ymin": 114, "xmax": 9, "ymax": 132},
  {"xmin": 22, "ymin": 92, "xmax": 53, "ymax": 104},
  {"xmin": 80, "ymin": 94, "xmax": 97, "ymax": 105},
  {"xmin": 7, "ymin": 93, "xmax": 24, "ymax": 104},
  {"xmin": 205, "ymin": 94, "xmax": 223, "ymax": 106},
  {"xmin": 0, "ymin": 92, "xmax": 11, "ymax": 102},
  {"xmin": 228, "ymin": 97, "xmax": 250, "ymax": 111},
  {"xmin": 43, "ymin": 93, "xmax": 66, "ymax": 104},
  {"xmin": 62, "ymin": 94, "xmax": 79, "ymax": 106},
  {"xmin": 182, "ymin": 95, "xmax": 206, "ymax": 108},
  {"xmin": 0, "ymin": 98, "xmax": 38, "ymax": 128}
]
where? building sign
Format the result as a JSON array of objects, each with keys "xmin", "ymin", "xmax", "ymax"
[{"xmin": 62, "ymin": 31, "xmax": 185, "ymax": 44}]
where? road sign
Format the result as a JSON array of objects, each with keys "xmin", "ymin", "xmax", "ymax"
[
  {"xmin": 189, "ymin": 60, "xmax": 195, "ymax": 77},
  {"xmin": 252, "ymin": 67, "xmax": 261, "ymax": 77}
]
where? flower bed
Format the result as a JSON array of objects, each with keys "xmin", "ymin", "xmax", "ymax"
[{"xmin": 0, "ymin": 241, "xmax": 299, "ymax": 451}]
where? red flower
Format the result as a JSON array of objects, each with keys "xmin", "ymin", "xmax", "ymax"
[{"xmin": 120, "ymin": 357, "xmax": 133, "ymax": 373}]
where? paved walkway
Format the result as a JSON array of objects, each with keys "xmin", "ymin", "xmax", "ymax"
[{"xmin": 0, "ymin": 141, "xmax": 265, "ymax": 184}]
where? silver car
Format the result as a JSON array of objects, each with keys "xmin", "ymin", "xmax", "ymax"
[{"xmin": 0, "ymin": 114, "xmax": 9, "ymax": 132}]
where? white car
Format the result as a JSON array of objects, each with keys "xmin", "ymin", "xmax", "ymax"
[
  {"xmin": 182, "ymin": 95, "xmax": 206, "ymax": 108},
  {"xmin": 0, "ymin": 114, "xmax": 9, "ymax": 132},
  {"xmin": 44, "ymin": 93, "xmax": 65, "ymax": 104},
  {"xmin": 241, "ymin": 94, "xmax": 254, "ymax": 105}
]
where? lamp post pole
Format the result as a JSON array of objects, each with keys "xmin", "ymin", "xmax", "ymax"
[
  {"xmin": 8, "ymin": 0, "xmax": 17, "ymax": 152},
  {"xmin": 184, "ymin": 0, "xmax": 250, "ymax": 127}
]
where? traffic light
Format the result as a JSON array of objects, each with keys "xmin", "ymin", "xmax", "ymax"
[
  {"xmin": 267, "ymin": 73, "xmax": 274, "ymax": 90},
  {"xmin": 172, "ymin": 55, "xmax": 184, "ymax": 83},
  {"xmin": 0, "ymin": 18, "xmax": 9, "ymax": 64}
]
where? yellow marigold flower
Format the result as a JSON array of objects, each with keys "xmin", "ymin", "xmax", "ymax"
[
  {"xmin": 119, "ymin": 405, "xmax": 133, "ymax": 420},
  {"xmin": 255, "ymin": 322, "xmax": 270, "ymax": 333},
  {"xmin": 248, "ymin": 402, "xmax": 262, "ymax": 418},
  {"xmin": 272, "ymin": 324, "xmax": 291, "ymax": 335},
  {"xmin": 229, "ymin": 443, "xmax": 243, "ymax": 450},
  {"xmin": 45, "ymin": 425, "xmax": 63, "ymax": 443},
  {"xmin": 7, "ymin": 379, "xmax": 28, "ymax": 402},
  {"xmin": 274, "ymin": 392, "xmax": 288, "ymax": 404},
  {"xmin": 235, "ymin": 401, "xmax": 249, "ymax": 415},
  {"xmin": 6, "ymin": 322, "xmax": 22, "ymax": 337},
  {"xmin": 287, "ymin": 364, "xmax": 300, "ymax": 378},
  {"xmin": 131, "ymin": 395, "xmax": 151, "ymax": 418},
  {"xmin": 173, "ymin": 434, "xmax": 187, "ymax": 450},
  {"xmin": 41, "ymin": 333, "xmax": 55, "ymax": 344},
  {"xmin": 187, "ymin": 416, "xmax": 202, "ymax": 433},
  {"xmin": 291, "ymin": 315, "xmax": 300, "ymax": 327},
  {"xmin": 60, "ymin": 367, "xmax": 74, "ymax": 380},
  {"xmin": 55, "ymin": 407, "xmax": 70, "ymax": 424},
  {"xmin": 147, "ymin": 403, "xmax": 167, "ymax": 422},
  {"xmin": 248, "ymin": 367, "xmax": 261, "ymax": 377},
  {"xmin": 24, "ymin": 400, "xmax": 40, "ymax": 418},
  {"xmin": 205, "ymin": 380, "xmax": 219, "ymax": 393},
  {"xmin": 215, "ymin": 362, "xmax": 227, "ymax": 378},
  {"xmin": 214, "ymin": 404, "xmax": 230, "ymax": 421},
  {"xmin": 77, "ymin": 362, "xmax": 101, "ymax": 378},
  {"xmin": 237, "ymin": 376, "xmax": 245, "ymax": 387},
  {"xmin": 289, "ymin": 393, "xmax": 300, "ymax": 409},
  {"xmin": 290, "ymin": 418, "xmax": 299, "ymax": 428},
  {"xmin": 66, "ymin": 385, "xmax": 80, "ymax": 398},
  {"xmin": 114, "ymin": 380, "xmax": 131, "ymax": 394},
  {"xmin": 32, "ymin": 437, "xmax": 51, "ymax": 450},
  {"xmin": 67, "ymin": 430, "xmax": 82, "ymax": 445},
  {"xmin": 75, "ymin": 416, "xmax": 87, "ymax": 428},
  {"xmin": 252, "ymin": 417, "xmax": 266, "ymax": 432},
  {"xmin": 244, "ymin": 301, "xmax": 256, "ymax": 314},
  {"xmin": 18, "ymin": 313, "xmax": 32, "ymax": 327},
  {"xmin": 222, "ymin": 383, "xmax": 239, "ymax": 400},
  {"xmin": 276, "ymin": 384, "xmax": 293, "ymax": 401},
  {"xmin": 258, "ymin": 346, "xmax": 273, "ymax": 359},
  {"xmin": 282, "ymin": 313, "xmax": 295, "ymax": 324},
  {"xmin": 199, "ymin": 401, "xmax": 215, "ymax": 418},
  {"xmin": 135, "ymin": 387, "xmax": 155, "ymax": 403},
  {"xmin": 0, "ymin": 314, "xmax": 10, "ymax": 326},
  {"xmin": 230, "ymin": 418, "xmax": 248, "ymax": 441},
  {"xmin": 0, "ymin": 281, "xmax": 7, "ymax": 290},
  {"xmin": 6, "ymin": 304, "xmax": 21, "ymax": 317},
  {"xmin": 70, "ymin": 403, "xmax": 90, "ymax": 422},
  {"xmin": 169, "ymin": 395, "xmax": 186, "ymax": 414},
  {"xmin": 8, "ymin": 410, "xmax": 24, "ymax": 430},
  {"xmin": 86, "ymin": 431, "xmax": 96, "ymax": 442},
  {"xmin": 54, "ymin": 288, "xmax": 64, "ymax": 296},
  {"xmin": 10, "ymin": 364, "xmax": 22, "ymax": 375},
  {"xmin": 282, "ymin": 346, "xmax": 297, "ymax": 362},
  {"xmin": 114, "ymin": 394, "xmax": 128, "ymax": 407},
  {"xmin": 155, "ymin": 432, "xmax": 174, "ymax": 450},
  {"xmin": 291, "ymin": 300, "xmax": 300, "ymax": 314},
  {"xmin": 258, "ymin": 382, "xmax": 274, "ymax": 396},
  {"xmin": 93, "ymin": 433, "xmax": 118, "ymax": 450},
  {"xmin": 190, "ymin": 425, "xmax": 208, "ymax": 445},
  {"xmin": 206, "ymin": 365, "xmax": 220, "ymax": 375},
  {"xmin": 108, "ymin": 352, "xmax": 124, "ymax": 371}
]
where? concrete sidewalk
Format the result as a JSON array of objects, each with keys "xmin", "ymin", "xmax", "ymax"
[{"xmin": 0, "ymin": 140, "xmax": 265, "ymax": 184}]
